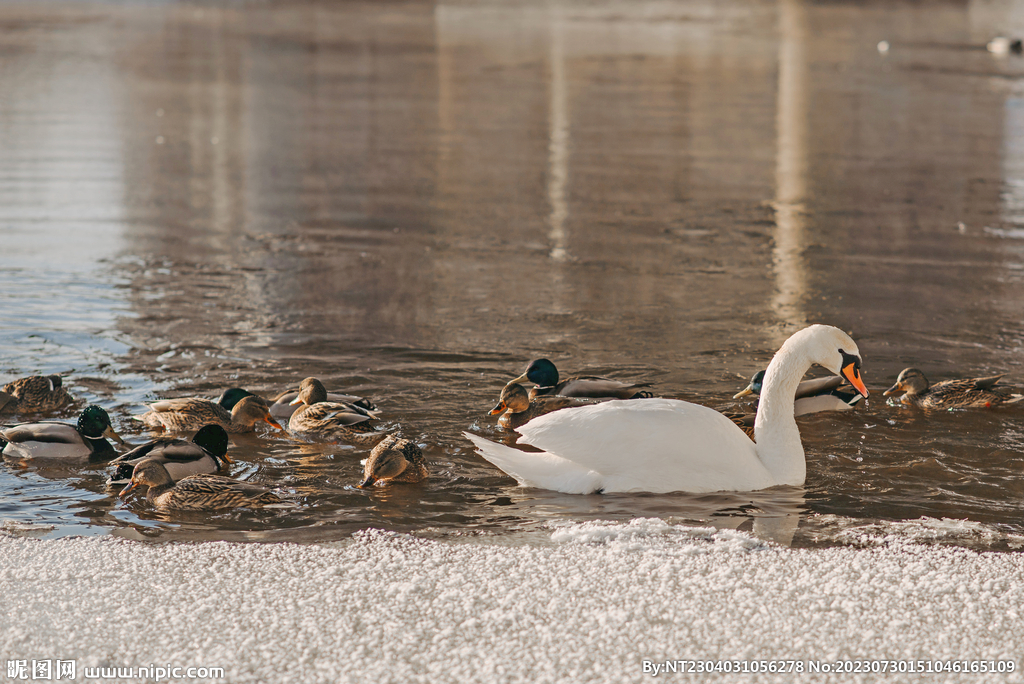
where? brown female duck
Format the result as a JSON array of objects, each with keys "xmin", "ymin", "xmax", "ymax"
[
  {"xmin": 120, "ymin": 458, "xmax": 282, "ymax": 510},
  {"xmin": 137, "ymin": 395, "xmax": 284, "ymax": 434},
  {"xmin": 883, "ymin": 368, "xmax": 1021, "ymax": 409},
  {"xmin": 359, "ymin": 435, "xmax": 427, "ymax": 487},
  {"xmin": 489, "ymin": 382, "xmax": 597, "ymax": 430},
  {"xmin": 287, "ymin": 377, "xmax": 383, "ymax": 443},
  {"xmin": 0, "ymin": 375, "xmax": 72, "ymax": 414}
]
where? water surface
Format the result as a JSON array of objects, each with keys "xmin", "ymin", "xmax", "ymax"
[{"xmin": 2, "ymin": 0, "xmax": 1024, "ymax": 550}]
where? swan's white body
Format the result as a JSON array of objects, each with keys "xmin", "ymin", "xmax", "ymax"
[{"xmin": 466, "ymin": 325, "xmax": 865, "ymax": 495}]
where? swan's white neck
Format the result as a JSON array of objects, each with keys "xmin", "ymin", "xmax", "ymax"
[{"xmin": 753, "ymin": 340, "xmax": 811, "ymax": 486}]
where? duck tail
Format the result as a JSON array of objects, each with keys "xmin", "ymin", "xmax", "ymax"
[
  {"xmin": 1004, "ymin": 393, "xmax": 1024, "ymax": 404},
  {"xmin": 463, "ymin": 432, "xmax": 604, "ymax": 494}
]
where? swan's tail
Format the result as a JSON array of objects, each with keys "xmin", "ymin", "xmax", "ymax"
[{"xmin": 463, "ymin": 432, "xmax": 604, "ymax": 495}]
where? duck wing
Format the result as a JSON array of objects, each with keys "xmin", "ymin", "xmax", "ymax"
[
  {"xmin": 794, "ymin": 375, "xmax": 846, "ymax": 399},
  {"xmin": 1, "ymin": 422, "xmax": 82, "ymax": 445},
  {"xmin": 296, "ymin": 402, "xmax": 375, "ymax": 428},
  {"xmin": 146, "ymin": 398, "xmax": 231, "ymax": 420},
  {"xmin": 171, "ymin": 475, "xmax": 281, "ymax": 508},
  {"xmin": 970, "ymin": 374, "xmax": 1005, "ymax": 391},
  {"xmin": 270, "ymin": 390, "xmax": 378, "ymax": 419},
  {"xmin": 537, "ymin": 376, "xmax": 652, "ymax": 400},
  {"xmin": 112, "ymin": 438, "xmax": 206, "ymax": 465}
]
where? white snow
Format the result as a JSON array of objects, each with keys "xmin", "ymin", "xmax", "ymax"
[{"xmin": 1, "ymin": 519, "xmax": 1022, "ymax": 683}]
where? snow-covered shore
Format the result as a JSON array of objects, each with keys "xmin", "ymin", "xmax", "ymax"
[{"xmin": 1, "ymin": 519, "xmax": 1021, "ymax": 683}]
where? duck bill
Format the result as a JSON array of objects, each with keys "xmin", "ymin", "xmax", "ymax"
[
  {"xmin": 104, "ymin": 425, "xmax": 126, "ymax": 445},
  {"xmin": 359, "ymin": 476, "xmax": 376, "ymax": 489},
  {"xmin": 288, "ymin": 396, "xmax": 303, "ymax": 406},
  {"xmin": 506, "ymin": 372, "xmax": 530, "ymax": 386},
  {"xmin": 488, "ymin": 401, "xmax": 507, "ymax": 416},
  {"xmin": 882, "ymin": 382, "xmax": 902, "ymax": 397},
  {"xmin": 220, "ymin": 453, "xmax": 234, "ymax": 464},
  {"xmin": 840, "ymin": 363, "xmax": 870, "ymax": 398},
  {"xmin": 264, "ymin": 415, "xmax": 286, "ymax": 432},
  {"xmin": 732, "ymin": 385, "xmax": 755, "ymax": 399},
  {"xmin": 119, "ymin": 481, "xmax": 140, "ymax": 499}
]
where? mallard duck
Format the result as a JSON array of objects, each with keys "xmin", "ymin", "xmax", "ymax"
[
  {"xmin": 489, "ymin": 382, "xmax": 597, "ymax": 430},
  {"xmin": 508, "ymin": 358, "xmax": 653, "ymax": 400},
  {"xmin": 359, "ymin": 435, "xmax": 428, "ymax": 487},
  {"xmin": 734, "ymin": 369, "xmax": 862, "ymax": 415},
  {"xmin": 0, "ymin": 375, "xmax": 72, "ymax": 413},
  {"xmin": 107, "ymin": 424, "xmax": 232, "ymax": 486},
  {"xmin": 0, "ymin": 405, "xmax": 124, "ymax": 461},
  {"xmin": 465, "ymin": 325, "xmax": 869, "ymax": 494},
  {"xmin": 287, "ymin": 377, "xmax": 384, "ymax": 443},
  {"xmin": 120, "ymin": 458, "xmax": 282, "ymax": 510},
  {"xmin": 883, "ymin": 368, "xmax": 1021, "ymax": 409},
  {"xmin": 262, "ymin": 385, "xmax": 376, "ymax": 420},
  {"xmin": 136, "ymin": 395, "xmax": 285, "ymax": 434}
]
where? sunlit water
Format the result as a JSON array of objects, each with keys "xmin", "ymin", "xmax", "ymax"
[{"xmin": 2, "ymin": 0, "xmax": 1024, "ymax": 550}]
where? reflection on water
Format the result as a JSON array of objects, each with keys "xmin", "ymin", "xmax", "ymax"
[{"xmin": 1, "ymin": 0, "xmax": 1024, "ymax": 550}]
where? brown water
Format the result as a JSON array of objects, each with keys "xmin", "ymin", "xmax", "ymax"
[{"xmin": 2, "ymin": 0, "xmax": 1024, "ymax": 549}]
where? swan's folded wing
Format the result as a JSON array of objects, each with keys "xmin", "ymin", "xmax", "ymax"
[
  {"xmin": 464, "ymin": 432, "xmax": 604, "ymax": 494},
  {"xmin": 515, "ymin": 398, "xmax": 760, "ymax": 491}
]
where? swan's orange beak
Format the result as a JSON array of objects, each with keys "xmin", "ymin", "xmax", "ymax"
[{"xmin": 841, "ymin": 363, "xmax": 869, "ymax": 398}]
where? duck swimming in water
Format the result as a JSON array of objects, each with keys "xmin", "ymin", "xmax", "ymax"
[
  {"xmin": 120, "ymin": 458, "xmax": 283, "ymax": 510},
  {"xmin": 883, "ymin": 368, "xmax": 1021, "ymax": 409},
  {"xmin": 1, "ymin": 405, "xmax": 124, "ymax": 461},
  {"xmin": 107, "ymin": 424, "xmax": 232, "ymax": 486},
  {"xmin": 489, "ymin": 382, "xmax": 598, "ymax": 430},
  {"xmin": 466, "ymin": 325, "xmax": 868, "ymax": 494},
  {"xmin": 359, "ymin": 435, "xmax": 428, "ymax": 487},
  {"xmin": 734, "ymin": 369, "xmax": 863, "ymax": 415},
  {"xmin": 508, "ymin": 358, "xmax": 652, "ymax": 400},
  {"xmin": 0, "ymin": 375, "xmax": 73, "ymax": 414},
  {"xmin": 287, "ymin": 377, "xmax": 384, "ymax": 443},
  {"xmin": 137, "ymin": 395, "xmax": 284, "ymax": 434}
]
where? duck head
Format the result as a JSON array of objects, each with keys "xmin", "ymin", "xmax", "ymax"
[
  {"xmin": 191, "ymin": 424, "xmax": 232, "ymax": 463},
  {"xmin": 120, "ymin": 458, "xmax": 173, "ymax": 499},
  {"xmin": 490, "ymin": 383, "xmax": 531, "ymax": 417},
  {"xmin": 232, "ymin": 396, "xmax": 285, "ymax": 432},
  {"xmin": 289, "ymin": 377, "xmax": 329, "ymax": 407},
  {"xmin": 78, "ymin": 405, "xmax": 125, "ymax": 445},
  {"xmin": 359, "ymin": 445, "xmax": 409, "ymax": 488},
  {"xmin": 217, "ymin": 387, "xmax": 258, "ymax": 411},
  {"xmin": 508, "ymin": 359, "xmax": 559, "ymax": 388},
  {"xmin": 883, "ymin": 368, "xmax": 929, "ymax": 398},
  {"xmin": 733, "ymin": 370, "xmax": 766, "ymax": 399}
]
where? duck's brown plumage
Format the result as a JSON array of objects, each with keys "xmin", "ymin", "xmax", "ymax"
[
  {"xmin": 0, "ymin": 375, "xmax": 72, "ymax": 414},
  {"xmin": 883, "ymin": 368, "xmax": 1019, "ymax": 409},
  {"xmin": 120, "ymin": 458, "xmax": 282, "ymax": 510},
  {"xmin": 490, "ymin": 382, "xmax": 597, "ymax": 430},
  {"xmin": 138, "ymin": 395, "xmax": 284, "ymax": 434},
  {"xmin": 287, "ymin": 377, "xmax": 384, "ymax": 444},
  {"xmin": 359, "ymin": 435, "xmax": 427, "ymax": 487}
]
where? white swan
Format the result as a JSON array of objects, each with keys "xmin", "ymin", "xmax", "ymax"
[{"xmin": 464, "ymin": 325, "xmax": 868, "ymax": 494}]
